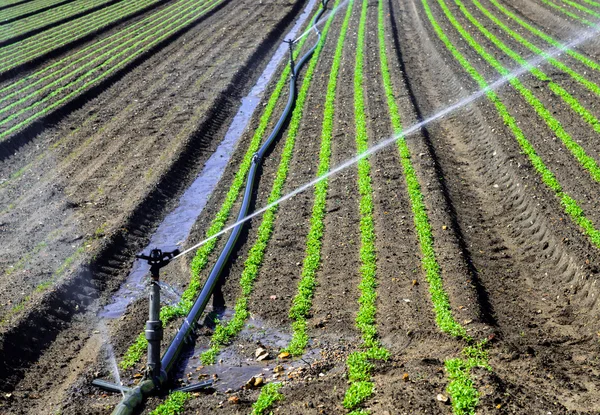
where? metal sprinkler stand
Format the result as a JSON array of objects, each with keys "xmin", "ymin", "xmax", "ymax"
[
  {"xmin": 137, "ymin": 248, "xmax": 179, "ymax": 381},
  {"xmin": 92, "ymin": 248, "xmax": 179, "ymax": 394},
  {"xmin": 284, "ymin": 38, "xmax": 295, "ymax": 74}
]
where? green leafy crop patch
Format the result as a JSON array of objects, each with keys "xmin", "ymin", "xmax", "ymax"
[
  {"xmin": 342, "ymin": 0, "xmax": 390, "ymax": 411},
  {"xmin": 150, "ymin": 391, "xmax": 190, "ymax": 415},
  {"xmin": 286, "ymin": 0, "xmax": 353, "ymax": 357},
  {"xmin": 252, "ymin": 383, "xmax": 284, "ymax": 415},
  {"xmin": 445, "ymin": 342, "xmax": 491, "ymax": 415}
]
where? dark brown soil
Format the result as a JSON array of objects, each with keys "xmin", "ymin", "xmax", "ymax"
[{"xmin": 2, "ymin": 0, "xmax": 600, "ymax": 413}]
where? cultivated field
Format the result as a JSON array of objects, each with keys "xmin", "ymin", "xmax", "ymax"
[{"xmin": 1, "ymin": 0, "xmax": 600, "ymax": 414}]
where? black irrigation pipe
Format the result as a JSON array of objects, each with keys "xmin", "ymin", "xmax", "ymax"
[{"xmin": 109, "ymin": 2, "xmax": 328, "ymax": 414}]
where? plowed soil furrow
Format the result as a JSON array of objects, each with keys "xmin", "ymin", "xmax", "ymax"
[
  {"xmin": 0, "ymin": 0, "xmax": 265, "ymax": 316},
  {"xmin": 428, "ymin": 0, "xmax": 600, "ymax": 254},
  {"xmin": 406, "ymin": 0, "xmax": 600, "ymax": 411},
  {"xmin": 304, "ymin": 0, "xmax": 361, "ymax": 341},
  {"xmin": 0, "ymin": 0, "xmax": 308, "ymax": 406}
]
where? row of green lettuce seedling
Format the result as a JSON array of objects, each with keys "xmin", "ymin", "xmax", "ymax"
[
  {"xmin": 342, "ymin": 0, "xmax": 390, "ymax": 412},
  {"xmin": 0, "ymin": 0, "xmax": 223, "ymax": 142},
  {"xmin": 446, "ymin": 0, "xmax": 600, "ymax": 185},
  {"xmin": 0, "ymin": 0, "xmax": 113, "ymax": 43},
  {"xmin": 0, "ymin": 0, "xmax": 163, "ymax": 72},
  {"xmin": 0, "ymin": 0, "xmax": 216, "ymax": 131}
]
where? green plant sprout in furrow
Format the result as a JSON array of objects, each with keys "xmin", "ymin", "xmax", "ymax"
[
  {"xmin": 120, "ymin": 8, "xmax": 319, "ymax": 370},
  {"xmin": 252, "ymin": 383, "xmax": 284, "ymax": 415},
  {"xmin": 0, "ymin": 0, "xmax": 223, "ymax": 142},
  {"xmin": 437, "ymin": 0, "xmax": 600, "ymax": 184},
  {"xmin": 0, "ymin": 0, "xmax": 162, "ymax": 72},
  {"xmin": 0, "ymin": 0, "xmax": 210, "ymax": 121},
  {"xmin": 285, "ymin": 0, "xmax": 353, "ymax": 357},
  {"xmin": 150, "ymin": 391, "xmax": 189, "ymax": 415},
  {"xmin": 380, "ymin": 1, "xmax": 488, "ymax": 412},
  {"xmin": 343, "ymin": 0, "xmax": 389, "ymax": 411},
  {"xmin": 561, "ymin": 0, "xmax": 600, "ymax": 17},
  {"xmin": 200, "ymin": 0, "xmax": 340, "ymax": 365},
  {"xmin": 424, "ymin": 0, "xmax": 600, "ymax": 266},
  {"xmin": 538, "ymin": 0, "xmax": 594, "ymax": 26},
  {"xmin": 471, "ymin": 0, "xmax": 600, "ymax": 100},
  {"xmin": 445, "ymin": 341, "xmax": 491, "ymax": 415},
  {"xmin": 487, "ymin": 0, "xmax": 600, "ymax": 74},
  {"xmin": 0, "ymin": 0, "xmax": 204, "ymax": 110},
  {"xmin": 0, "ymin": 0, "xmax": 113, "ymax": 42}
]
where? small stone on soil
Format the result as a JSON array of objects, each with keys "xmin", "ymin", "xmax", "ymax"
[{"xmin": 437, "ymin": 394, "xmax": 449, "ymax": 403}]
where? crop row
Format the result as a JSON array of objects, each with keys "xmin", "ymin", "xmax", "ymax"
[
  {"xmin": 430, "ymin": 0, "xmax": 600, "ymax": 249},
  {"xmin": 118, "ymin": 8, "xmax": 319, "ymax": 370},
  {"xmin": 0, "ymin": 0, "xmax": 71, "ymax": 22},
  {"xmin": 538, "ymin": 0, "xmax": 594, "ymax": 25},
  {"xmin": 200, "ymin": 1, "xmax": 340, "ymax": 365},
  {"xmin": 283, "ymin": 0, "xmax": 353, "ymax": 359},
  {"xmin": 441, "ymin": 0, "xmax": 600, "ymax": 184},
  {"xmin": 342, "ymin": 0, "xmax": 389, "ymax": 412},
  {"xmin": 0, "ymin": 0, "xmax": 165, "ymax": 73},
  {"xmin": 488, "ymin": 0, "xmax": 600, "ymax": 72},
  {"xmin": 0, "ymin": 0, "xmax": 222, "ymax": 142},
  {"xmin": 0, "ymin": 0, "xmax": 118, "ymax": 44}
]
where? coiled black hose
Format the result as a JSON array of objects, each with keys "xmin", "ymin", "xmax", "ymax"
[{"xmin": 110, "ymin": 2, "xmax": 328, "ymax": 413}]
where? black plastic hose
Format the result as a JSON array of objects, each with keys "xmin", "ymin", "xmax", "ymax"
[
  {"xmin": 162, "ymin": 1, "xmax": 327, "ymax": 376},
  {"xmin": 110, "ymin": 2, "xmax": 328, "ymax": 414}
]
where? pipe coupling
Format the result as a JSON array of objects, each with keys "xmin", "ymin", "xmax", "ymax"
[{"xmin": 145, "ymin": 320, "xmax": 163, "ymax": 341}]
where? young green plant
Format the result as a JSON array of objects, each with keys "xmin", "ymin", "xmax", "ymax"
[
  {"xmin": 343, "ymin": 0, "xmax": 390, "ymax": 410},
  {"xmin": 285, "ymin": 0, "xmax": 354, "ymax": 356}
]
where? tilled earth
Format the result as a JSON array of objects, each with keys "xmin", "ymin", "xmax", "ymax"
[{"xmin": 1, "ymin": 0, "xmax": 600, "ymax": 414}]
